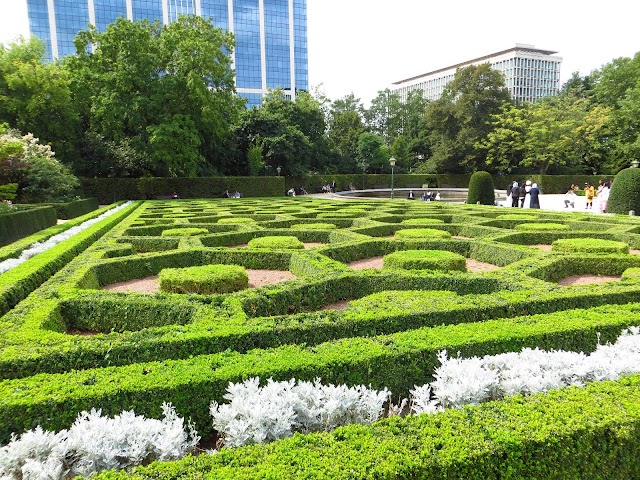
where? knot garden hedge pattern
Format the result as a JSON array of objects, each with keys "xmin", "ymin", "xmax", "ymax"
[{"xmin": 3, "ymin": 198, "xmax": 640, "ymax": 477}]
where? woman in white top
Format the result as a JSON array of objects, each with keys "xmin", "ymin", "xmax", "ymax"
[{"xmin": 597, "ymin": 182, "xmax": 610, "ymax": 213}]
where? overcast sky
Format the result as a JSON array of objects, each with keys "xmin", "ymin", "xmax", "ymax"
[{"xmin": 1, "ymin": 0, "xmax": 639, "ymax": 105}]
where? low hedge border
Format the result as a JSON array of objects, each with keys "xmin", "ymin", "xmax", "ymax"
[
  {"xmin": 92, "ymin": 373, "xmax": 640, "ymax": 480},
  {"xmin": 0, "ymin": 303, "xmax": 638, "ymax": 443},
  {"xmin": 0, "ymin": 202, "xmax": 141, "ymax": 317}
]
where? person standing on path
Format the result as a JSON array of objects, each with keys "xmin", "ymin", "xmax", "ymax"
[
  {"xmin": 584, "ymin": 183, "xmax": 595, "ymax": 209},
  {"xmin": 529, "ymin": 183, "xmax": 540, "ymax": 209},
  {"xmin": 518, "ymin": 182, "xmax": 527, "ymax": 208},
  {"xmin": 510, "ymin": 181, "xmax": 520, "ymax": 207}
]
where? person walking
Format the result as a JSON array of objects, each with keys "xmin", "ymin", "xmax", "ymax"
[
  {"xmin": 523, "ymin": 180, "xmax": 532, "ymax": 209},
  {"xmin": 529, "ymin": 183, "xmax": 540, "ymax": 209},
  {"xmin": 597, "ymin": 181, "xmax": 610, "ymax": 213}
]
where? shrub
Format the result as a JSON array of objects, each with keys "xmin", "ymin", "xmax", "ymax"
[
  {"xmin": 466, "ymin": 171, "xmax": 495, "ymax": 205},
  {"xmin": 552, "ymin": 238, "xmax": 629, "ymax": 254},
  {"xmin": 217, "ymin": 217, "xmax": 256, "ymax": 224},
  {"xmin": 290, "ymin": 223, "xmax": 338, "ymax": 230},
  {"xmin": 160, "ymin": 227, "xmax": 209, "ymax": 237},
  {"xmin": 394, "ymin": 228, "xmax": 451, "ymax": 240},
  {"xmin": 514, "ymin": 223, "xmax": 570, "ymax": 232},
  {"xmin": 400, "ymin": 218, "xmax": 445, "ymax": 225},
  {"xmin": 159, "ymin": 264, "xmax": 248, "ymax": 294},
  {"xmin": 383, "ymin": 250, "xmax": 466, "ymax": 272},
  {"xmin": 496, "ymin": 214, "xmax": 538, "ymax": 221},
  {"xmin": 608, "ymin": 167, "xmax": 640, "ymax": 214},
  {"xmin": 621, "ymin": 268, "xmax": 640, "ymax": 281},
  {"xmin": 248, "ymin": 236, "xmax": 305, "ymax": 249}
]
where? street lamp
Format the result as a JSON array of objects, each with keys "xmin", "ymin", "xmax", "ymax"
[
  {"xmin": 276, "ymin": 166, "xmax": 282, "ymax": 176},
  {"xmin": 632, "ymin": 159, "xmax": 640, "ymax": 168},
  {"xmin": 389, "ymin": 157, "xmax": 396, "ymax": 199}
]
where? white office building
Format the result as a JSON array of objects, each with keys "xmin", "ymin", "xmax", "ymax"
[{"xmin": 392, "ymin": 44, "xmax": 562, "ymax": 104}]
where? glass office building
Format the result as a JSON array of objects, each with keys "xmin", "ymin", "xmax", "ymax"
[
  {"xmin": 26, "ymin": 0, "xmax": 308, "ymax": 107},
  {"xmin": 393, "ymin": 44, "xmax": 562, "ymax": 105}
]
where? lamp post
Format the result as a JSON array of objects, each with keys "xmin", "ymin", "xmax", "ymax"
[
  {"xmin": 632, "ymin": 159, "xmax": 640, "ymax": 168},
  {"xmin": 389, "ymin": 157, "xmax": 396, "ymax": 199},
  {"xmin": 276, "ymin": 166, "xmax": 282, "ymax": 176}
]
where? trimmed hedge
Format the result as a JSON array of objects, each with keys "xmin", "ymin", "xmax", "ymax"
[
  {"xmin": 161, "ymin": 227, "xmax": 209, "ymax": 237},
  {"xmin": 466, "ymin": 171, "xmax": 495, "ymax": 205},
  {"xmin": 93, "ymin": 373, "xmax": 640, "ymax": 480},
  {"xmin": 551, "ymin": 238, "xmax": 630, "ymax": 254},
  {"xmin": 50, "ymin": 197, "xmax": 99, "ymax": 219},
  {"xmin": 159, "ymin": 264, "xmax": 249, "ymax": 295},
  {"xmin": 608, "ymin": 167, "xmax": 640, "ymax": 215},
  {"xmin": 400, "ymin": 218, "xmax": 445, "ymax": 225},
  {"xmin": 0, "ymin": 303, "xmax": 638, "ymax": 443},
  {"xmin": 383, "ymin": 251, "xmax": 466, "ymax": 272},
  {"xmin": 394, "ymin": 228, "xmax": 452, "ymax": 240},
  {"xmin": 0, "ymin": 205, "xmax": 57, "ymax": 246},
  {"xmin": 514, "ymin": 222, "xmax": 570, "ymax": 232},
  {"xmin": 248, "ymin": 236, "xmax": 305, "ymax": 250}
]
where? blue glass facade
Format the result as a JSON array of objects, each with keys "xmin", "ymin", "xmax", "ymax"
[
  {"xmin": 26, "ymin": 0, "xmax": 309, "ymax": 105},
  {"xmin": 95, "ymin": 0, "xmax": 127, "ymax": 32}
]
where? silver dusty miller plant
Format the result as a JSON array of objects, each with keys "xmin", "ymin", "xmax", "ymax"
[
  {"xmin": 210, "ymin": 377, "xmax": 390, "ymax": 447},
  {"xmin": 0, "ymin": 403, "xmax": 199, "ymax": 480}
]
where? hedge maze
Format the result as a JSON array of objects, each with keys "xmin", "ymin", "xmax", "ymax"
[{"xmin": 3, "ymin": 198, "xmax": 640, "ymax": 477}]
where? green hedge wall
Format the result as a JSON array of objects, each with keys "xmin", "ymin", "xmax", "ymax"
[
  {"xmin": 92, "ymin": 373, "xmax": 640, "ymax": 480},
  {"xmin": 80, "ymin": 177, "xmax": 285, "ymax": 203},
  {"xmin": 0, "ymin": 205, "xmax": 57, "ymax": 246},
  {"xmin": 49, "ymin": 197, "xmax": 99, "ymax": 219}
]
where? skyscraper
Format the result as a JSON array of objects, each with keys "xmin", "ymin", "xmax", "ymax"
[
  {"xmin": 26, "ymin": 0, "xmax": 308, "ymax": 107},
  {"xmin": 392, "ymin": 44, "xmax": 562, "ymax": 105}
]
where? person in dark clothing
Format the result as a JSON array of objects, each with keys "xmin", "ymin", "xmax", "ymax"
[
  {"xmin": 518, "ymin": 183, "xmax": 527, "ymax": 207},
  {"xmin": 510, "ymin": 182, "xmax": 519, "ymax": 207},
  {"xmin": 529, "ymin": 183, "xmax": 540, "ymax": 209}
]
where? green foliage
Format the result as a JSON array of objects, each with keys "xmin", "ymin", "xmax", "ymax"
[
  {"xmin": 290, "ymin": 223, "xmax": 338, "ymax": 230},
  {"xmin": 0, "ymin": 183, "xmax": 17, "ymax": 201},
  {"xmin": 161, "ymin": 228, "xmax": 209, "ymax": 237},
  {"xmin": 0, "ymin": 205, "xmax": 56, "ymax": 246},
  {"xmin": 67, "ymin": 16, "xmax": 242, "ymax": 177},
  {"xmin": 247, "ymin": 236, "xmax": 305, "ymax": 249},
  {"xmin": 47, "ymin": 197, "xmax": 99, "ymax": 220},
  {"xmin": 383, "ymin": 250, "xmax": 466, "ymax": 272},
  {"xmin": 394, "ymin": 228, "xmax": 452, "ymax": 239},
  {"xmin": 159, "ymin": 264, "xmax": 248, "ymax": 294},
  {"xmin": 552, "ymin": 238, "xmax": 629, "ymax": 254},
  {"xmin": 608, "ymin": 167, "xmax": 640, "ymax": 214},
  {"xmin": 514, "ymin": 223, "xmax": 570, "ymax": 232},
  {"xmin": 91, "ymin": 374, "xmax": 640, "ymax": 480},
  {"xmin": 217, "ymin": 217, "xmax": 256, "ymax": 225},
  {"xmin": 400, "ymin": 218, "xmax": 445, "ymax": 225},
  {"xmin": 357, "ymin": 132, "xmax": 389, "ymax": 174},
  {"xmin": 466, "ymin": 171, "xmax": 495, "ymax": 205}
]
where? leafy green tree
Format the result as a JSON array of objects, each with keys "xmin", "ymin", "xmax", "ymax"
[
  {"xmin": 66, "ymin": 15, "xmax": 242, "ymax": 178},
  {"xmin": 0, "ymin": 37, "xmax": 80, "ymax": 163},
  {"xmin": 357, "ymin": 132, "xmax": 388, "ymax": 174},
  {"xmin": 326, "ymin": 93, "xmax": 365, "ymax": 173},
  {"xmin": 235, "ymin": 90, "xmax": 328, "ymax": 176},
  {"xmin": 425, "ymin": 64, "xmax": 511, "ymax": 173},
  {"xmin": 591, "ymin": 52, "xmax": 640, "ymax": 171},
  {"xmin": 466, "ymin": 171, "xmax": 495, "ymax": 205},
  {"xmin": 365, "ymin": 89, "xmax": 403, "ymax": 146},
  {"xmin": 481, "ymin": 95, "xmax": 610, "ymax": 175}
]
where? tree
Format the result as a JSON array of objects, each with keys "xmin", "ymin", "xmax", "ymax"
[
  {"xmin": 365, "ymin": 89, "xmax": 403, "ymax": 146},
  {"xmin": 466, "ymin": 171, "xmax": 495, "ymax": 205},
  {"xmin": 326, "ymin": 94, "xmax": 365, "ymax": 173},
  {"xmin": 357, "ymin": 132, "xmax": 388, "ymax": 174},
  {"xmin": 66, "ymin": 15, "xmax": 242, "ymax": 178},
  {"xmin": 0, "ymin": 37, "xmax": 80, "ymax": 164},
  {"xmin": 481, "ymin": 95, "xmax": 610, "ymax": 175},
  {"xmin": 591, "ymin": 52, "xmax": 640, "ymax": 171},
  {"xmin": 235, "ymin": 90, "xmax": 328, "ymax": 176},
  {"xmin": 425, "ymin": 64, "xmax": 512, "ymax": 173}
]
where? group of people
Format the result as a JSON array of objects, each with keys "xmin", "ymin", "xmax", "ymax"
[
  {"xmin": 564, "ymin": 180, "xmax": 611, "ymax": 212},
  {"xmin": 321, "ymin": 180, "xmax": 337, "ymax": 193},
  {"xmin": 406, "ymin": 190, "xmax": 441, "ymax": 201},
  {"xmin": 222, "ymin": 190, "xmax": 243, "ymax": 198},
  {"xmin": 286, "ymin": 186, "xmax": 307, "ymax": 196},
  {"xmin": 507, "ymin": 180, "xmax": 540, "ymax": 209}
]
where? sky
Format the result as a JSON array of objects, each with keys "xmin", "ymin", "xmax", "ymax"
[{"xmin": 1, "ymin": 0, "xmax": 639, "ymax": 105}]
